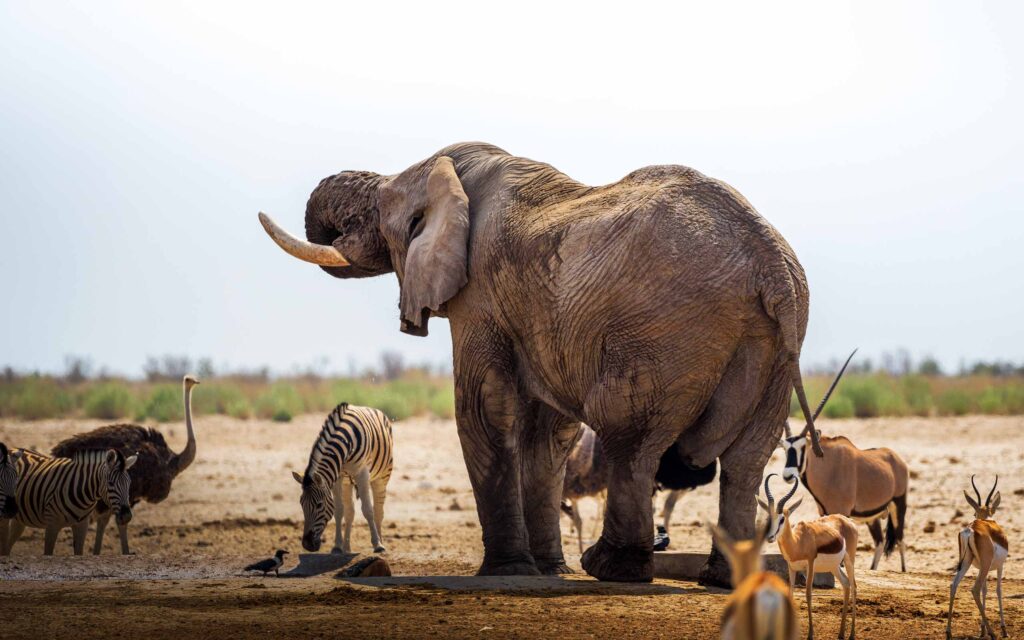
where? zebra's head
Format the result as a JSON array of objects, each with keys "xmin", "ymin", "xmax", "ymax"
[
  {"xmin": 103, "ymin": 450, "xmax": 138, "ymax": 526},
  {"xmin": 0, "ymin": 443, "xmax": 23, "ymax": 518},
  {"xmin": 292, "ymin": 470, "xmax": 334, "ymax": 552}
]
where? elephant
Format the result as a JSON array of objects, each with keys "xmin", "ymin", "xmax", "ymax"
[{"xmin": 258, "ymin": 142, "xmax": 820, "ymax": 585}]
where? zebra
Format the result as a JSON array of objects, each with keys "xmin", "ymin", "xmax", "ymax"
[
  {"xmin": 291, "ymin": 402, "xmax": 393, "ymax": 554},
  {"xmin": 0, "ymin": 443, "xmax": 25, "ymax": 555},
  {"xmin": 6, "ymin": 448, "xmax": 137, "ymax": 556}
]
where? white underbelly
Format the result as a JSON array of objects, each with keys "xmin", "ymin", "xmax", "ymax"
[
  {"xmin": 974, "ymin": 543, "xmax": 1009, "ymax": 570},
  {"xmin": 788, "ymin": 545, "xmax": 846, "ymax": 573}
]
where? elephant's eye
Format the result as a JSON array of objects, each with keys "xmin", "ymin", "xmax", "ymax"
[{"xmin": 408, "ymin": 210, "xmax": 426, "ymax": 241}]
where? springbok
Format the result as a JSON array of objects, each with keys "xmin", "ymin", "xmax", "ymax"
[
  {"xmin": 561, "ymin": 424, "xmax": 608, "ymax": 554},
  {"xmin": 758, "ymin": 474, "xmax": 858, "ymax": 640},
  {"xmin": 708, "ymin": 521, "xmax": 799, "ymax": 640},
  {"xmin": 946, "ymin": 475, "xmax": 1008, "ymax": 640},
  {"xmin": 781, "ymin": 351, "xmax": 910, "ymax": 571}
]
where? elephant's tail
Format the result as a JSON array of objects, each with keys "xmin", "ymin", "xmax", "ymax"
[{"xmin": 758, "ymin": 256, "xmax": 821, "ymax": 455}]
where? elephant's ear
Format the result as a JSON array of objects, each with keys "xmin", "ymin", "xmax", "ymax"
[{"xmin": 398, "ymin": 156, "xmax": 470, "ymax": 336}]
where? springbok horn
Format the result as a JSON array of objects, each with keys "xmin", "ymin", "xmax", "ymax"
[
  {"xmin": 763, "ymin": 474, "xmax": 776, "ymax": 509},
  {"xmin": 971, "ymin": 474, "xmax": 983, "ymax": 506},
  {"xmin": 812, "ymin": 348, "xmax": 858, "ymax": 421},
  {"xmin": 776, "ymin": 474, "xmax": 800, "ymax": 512},
  {"xmin": 258, "ymin": 212, "xmax": 350, "ymax": 267},
  {"xmin": 986, "ymin": 475, "xmax": 999, "ymax": 506}
]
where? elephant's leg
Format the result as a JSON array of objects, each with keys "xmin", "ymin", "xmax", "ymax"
[
  {"xmin": 698, "ymin": 341, "xmax": 788, "ymax": 588},
  {"xmin": 520, "ymin": 407, "xmax": 579, "ymax": 574},
  {"xmin": 452, "ymin": 331, "xmax": 537, "ymax": 576},
  {"xmin": 581, "ymin": 448, "xmax": 661, "ymax": 582}
]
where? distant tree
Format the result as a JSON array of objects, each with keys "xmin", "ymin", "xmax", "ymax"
[
  {"xmin": 63, "ymin": 355, "xmax": 93, "ymax": 384},
  {"xmin": 380, "ymin": 351, "xmax": 405, "ymax": 381},
  {"xmin": 197, "ymin": 358, "xmax": 216, "ymax": 379},
  {"xmin": 917, "ymin": 356, "xmax": 943, "ymax": 376},
  {"xmin": 144, "ymin": 355, "xmax": 193, "ymax": 382}
]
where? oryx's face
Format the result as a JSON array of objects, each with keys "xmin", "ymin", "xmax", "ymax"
[
  {"xmin": 780, "ymin": 436, "xmax": 808, "ymax": 482},
  {"xmin": 294, "ymin": 471, "xmax": 334, "ymax": 552},
  {"xmin": 0, "ymin": 445, "xmax": 22, "ymax": 518},
  {"xmin": 105, "ymin": 451, "xmax": 137, "ymax": 526}
]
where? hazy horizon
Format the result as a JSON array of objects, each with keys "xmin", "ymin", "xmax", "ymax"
[{"xmin": 2, "ymin": 2, "xmax": 1022, "ymax": 377}]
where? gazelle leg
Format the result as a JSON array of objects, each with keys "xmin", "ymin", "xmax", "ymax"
[
  {"xmin": 806, "ymin": 556, "xmax": 816, "ymax": 640},
  {"xmin": 996, "ymin": 564, "xmax": 1007, "ymax": 638},
  {"xmin": 972, "ymin": 556, "xmax": 994, "ymax": 640},
  {"xmin": 846, "ymin": 550, "xmax": 857, "ymax": 640},
  {"xmin": 834, "ymin": 566, "xmax": 850, "ymax": 640},
  {"xmin": 789, "ymin": 566, "xmax": 798, "ymax": 598},
  {"xmin": 867, "ymin": 520, "xmax": 884, "ymax": 570},
  {"xmin": 948, "ymin": 546, "xmax": 973, "ymax": 640}
]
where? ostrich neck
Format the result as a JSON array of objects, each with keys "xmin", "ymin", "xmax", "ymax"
[{"xmin": 174, "ymin": 383, "xmax": 197, "ymax": 475}]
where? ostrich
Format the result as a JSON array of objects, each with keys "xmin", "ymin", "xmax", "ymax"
[
  {"xmin": 51, "ymin": 374, "xmax": 200, "ymax": 554},
  {"xmin": 562, "ymin": 425, "xmax": 717, "ymax": 553},
  {"xmin": 561, "ymin": 424, "xmax": 608, "ymax": 554}
]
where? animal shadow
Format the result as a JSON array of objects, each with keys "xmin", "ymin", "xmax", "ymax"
[{"xmin": 281, "ymin": 551, "xmax": 357, "ymax": 577}]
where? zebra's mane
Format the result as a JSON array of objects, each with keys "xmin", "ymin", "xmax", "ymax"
[{"xmin": 303, "ymin": 402, "xmax": 350, "ymax": 486}]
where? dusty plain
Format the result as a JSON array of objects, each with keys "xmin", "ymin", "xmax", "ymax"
[{"xmin": 1, "ymin": 414, "xmax": 1022, "ymax": 639}]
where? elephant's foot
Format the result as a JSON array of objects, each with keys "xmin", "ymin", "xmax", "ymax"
[
  {"xmin": 477, "ymin": 553, "xmax": 541, "ymax": 576},
  {"xmin": 581, "ymin": 537, "xmax": 652, "ymax": 582},
  {"xmin": 697, "ymin": 552, "xmax": 732, "ymax": 588},
  {"xmin": 536, "ymin": 558, "xmax": 574, "ymax": 575}
]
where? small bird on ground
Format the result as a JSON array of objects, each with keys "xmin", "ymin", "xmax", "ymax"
[
  {"xmin": 653, "ymin": 525, "xmax": 670, "ymax": 552},
  {"xmin": 245, "ymin": 549, "xmax": 289, "ymax": 577}
]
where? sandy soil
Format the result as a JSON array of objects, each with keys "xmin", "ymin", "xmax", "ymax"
[{"xmin": 1, "ymin": 414, "xmax": 1022, "ymax": 639}]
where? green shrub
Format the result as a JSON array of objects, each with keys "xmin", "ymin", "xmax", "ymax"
[
  {"xmin": 84, "ymin": 384, "xmax": 137, "ymax": 420},
  {"xmin": 428, "ymin": 384, "xmax": 456, "ymax": 419},
  {"xmin": 226, "ymin": 398, "xmax": 253, "ymax": 419},
  {"xmin": 901, "ymin": 376, "xmax": 933, "ymax": 417},
  {"xmin": 12, "ymin": 380, "xmax": 73, "ymax": 420},
  {"xmin": 937, "ymin": 389, "xmax": 972, "ymax": 416},
  {"xmin": 821, "ymin": 394, "xmax": 855, "ymax": 419},
  {"xmin": 141, "ymin": 385, "xmax": 183, "ymax": 422},
  {"xmin": 255, "ymin": 383, "xmax": 303, "ymax": 420}
]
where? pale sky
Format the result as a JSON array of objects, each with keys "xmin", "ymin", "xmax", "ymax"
[{"xmin": 1, "ymin": 1, "xmax": 1022, "ymax": 377}]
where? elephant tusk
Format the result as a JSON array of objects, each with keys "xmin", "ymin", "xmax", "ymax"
[{"xmin": 258, "ymin": 211, "xmax": 350, "ymax": 267}]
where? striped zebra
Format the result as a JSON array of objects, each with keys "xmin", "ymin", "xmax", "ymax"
[
  {"xmin": 0, "ymin": 443, "xmax": 25, "ymax": 555},
  {"xmin": 291, "ymin": 403, "xmax": 393, "ymax": 554},
  {"xmin": 7, "ymin": 448, "xmax": 137, "ymax": 556}
]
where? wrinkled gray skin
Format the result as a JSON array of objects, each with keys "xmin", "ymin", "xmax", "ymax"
[{"xmin": 264, "ymin": 142, "xmax": 814, "ymax": 584}]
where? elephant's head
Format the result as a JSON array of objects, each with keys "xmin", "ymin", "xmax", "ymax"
[{"xmin": 259, "ymin": 156, "xmax": 471, "ymax": 336}]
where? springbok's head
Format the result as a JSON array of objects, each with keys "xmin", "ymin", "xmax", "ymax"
[
  {"xmin": 0, "ymin": 443, "xmax": 24, "ymax": 518},
  {"xmin": 706, "ymin": 520, "xmax": 770, "ymax": 586},
  {"xmin": 964, "ymin": 474, "xmax": 1001, "ymax": 520},
  {"xmin": 780, "ymin": 349, "xmax": 858, "ymax": 482},
  {"xmin": 756, "ymin": 473, "xmax": 803, "ymax": 543}
]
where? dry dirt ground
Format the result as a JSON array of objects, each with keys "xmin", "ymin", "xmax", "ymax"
[{"xmin": 1, "ymin": 414, "xmax": 1022, "ymax": 639}]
